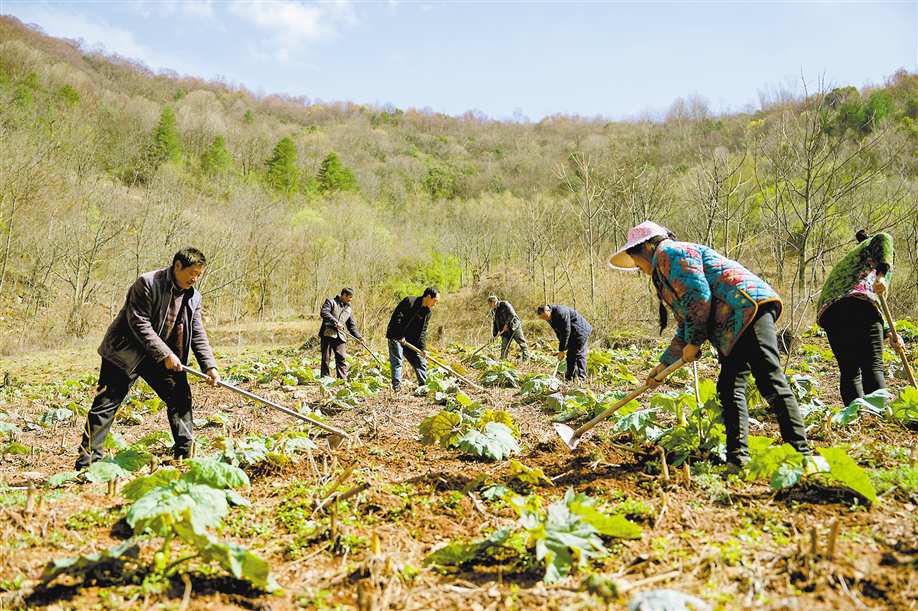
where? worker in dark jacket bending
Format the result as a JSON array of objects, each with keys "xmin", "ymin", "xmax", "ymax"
[
  {"xmin": 385, "ymin": 287, "xmax": 440, "ymax": 390},
  {"xmin": 537, "ymin": 304, "xmax": 593, "ymax": 383},
  {"xmin": 318, "ymin": 287, "xmax": 363, "ymax": 380},
  {"xmin": 76, "ymin": 247, "xmax": 220, "ymax": 469},
  {"xmin": 488, "ymin": 295, "xmax": 530, "ymax": 361}
]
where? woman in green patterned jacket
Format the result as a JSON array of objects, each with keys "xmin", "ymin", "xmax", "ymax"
[{"xmin": 816, "ymin": 230, "xmax": 903, "ymax": 406}]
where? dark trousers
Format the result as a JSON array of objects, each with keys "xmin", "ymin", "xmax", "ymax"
[
  {"xmin": 320, "ymin": 336, "xmax": 349, "ymax": 379},
  {"xmin": 716, "ymin": 305, "xmax": 809, "ymax": 464},
  {"xmin": 566, "ymin": 335, "xmax": 589, "ymax": 382},
  {"xmin": 822, "ymin": 298, "xmax": 885, "ymax": 406},
  {"xmin": 76, "ymin": 358, "xmax": 193, "ymax": 469},
  {"xmin": 387, "ymin": 339, "xmax": 427, "ymax": 389},
  {"xmin": 500, "ymin": 323, "xmax": 530, "ymax": 360}
]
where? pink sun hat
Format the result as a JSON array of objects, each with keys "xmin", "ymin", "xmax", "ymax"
[{"xmin": 609, "ymin": 221, "xmax": 671, "ymax": 270}]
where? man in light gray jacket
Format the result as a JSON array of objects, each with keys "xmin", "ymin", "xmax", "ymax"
[
  {"xmin": 489, "ymin": 295, "xmax": 530, "ymax": 361},
  {"xmin": 75, "ymin": 247, "xmax": 220, "ymax": 469}
]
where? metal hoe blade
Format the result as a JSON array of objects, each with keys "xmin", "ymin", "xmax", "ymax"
[{"xmin": 553, "ymin": 422, "xmax": 581, "ymax": 451}]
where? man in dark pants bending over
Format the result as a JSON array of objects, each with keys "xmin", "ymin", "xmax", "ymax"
[
  {"xmin": 537, "ymin": 304, "xmax": 593, "ymax": 383},
  {"xmin": 75, "ymin": 247, "xmax": 220, "ymax": 469},
  {"xmin": 385, "ymin": 287, "xmax": 439, "ymax": 391}
]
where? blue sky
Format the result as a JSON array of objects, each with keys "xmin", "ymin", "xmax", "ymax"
[{"xmin": 1, "ymin": 1, "xmax": 915, "ymax": 120}]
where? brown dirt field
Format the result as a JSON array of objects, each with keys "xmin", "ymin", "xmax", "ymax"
[{"xmin": 0, "ymin": 335, "xmax": 915, "ymax": 610}]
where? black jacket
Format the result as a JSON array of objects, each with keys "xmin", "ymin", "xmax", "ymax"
[
  {"xmin": 492, "ymin": 300, "xmax": 521, "ymax": 337},
  {"xmin": 318, "ymin": 296, "xmax": 361, "ymax": 341},
  {"xmin": 548, "ymin": 304, "xmax": 592, "ymax": 351},
  {"xmin": 386, "ymin": 296, "xmax": 432, "ymax": 349},
  {"xmin": 98, "ymin": 267, "xmax": 217, "ymax": 375}
]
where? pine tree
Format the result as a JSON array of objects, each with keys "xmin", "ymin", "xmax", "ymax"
[
  {"xmin": 151, "ymin": 106, "xmax": 182, "ymax": 164},
  {"xmin": 265, "ymin": 136, "xmax": 299, "ymax": 194},
  {"xmin": 316, "ymin": 152, "xmax": 358, "ymax": 194},
  {"xmin": 201, "ymin": 135, "xmax": 232, "ymax": 176}
]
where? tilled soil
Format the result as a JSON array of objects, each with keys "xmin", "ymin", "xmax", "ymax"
[{"xmin": 0, "ymin": 340, "xmax": 915, "ymax": 610}]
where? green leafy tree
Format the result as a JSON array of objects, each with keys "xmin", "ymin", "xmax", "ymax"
[
  {"xmin": 151, "ymin": 106, "xmax": 182, "ymax": 164},
  {"xmin": 316, "ymin": 151, "xmax": 358, "ymax": 193},
  {"xmin": 201, "ymin": 135, "xmax": 232, "ymax": 176},
  {"xmin": 424, "ymin": 164, "xmax": 458, "ymax": 199},
  {"xmin": 56, "ymin": 84, "xmax": 80, "ymax": 106},
  {"xmin": 265, "ymin": 136, "xmax": 299, "ymax": 194},
  {"xmin": 865, "ymin": 90, "xmax": 892, "ymax": 128}
]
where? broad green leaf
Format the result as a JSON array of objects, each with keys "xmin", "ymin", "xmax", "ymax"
[
  {"xmin": 834, "ymin": 389, "xmax": 894, "ymax": 425},
  {"xmin": 113, "ymin": 447, "xmax": 154, "ymax": 472},
  {"xmin": 457, "ymin": 422, "xmax": 520, "ymax": 461},
  {"xmin": 890, "ymin": 387, "xmax": 918, "ymax": 425},
  {"xmin": 481, "ymin": 484, "xmax": 512, "ymax": 501},
  {"xmin": 424, "ymin": 527, "xmax": 513, "ymax": 567},
  {"xmin": 84, "ymin": 460, "xmax": 132, "ymax": 483},
  {"xmin": 283, "ymin": 436, "xmax": 317, "ymax": 454},
  {"xmin": 173, "ymin": 514, "xmax": 280, "ymax": 591},
  {"xmin": 419, "ymin": 410, "xmax": 462, "ymax": 448},
  {"xmin": 136, "ymin": 430, "xmax": 173, "ymax": 448},
  {"xmin": 746, "ymin": 443, "xmax": 801, "ymax": 484},
  {"xmin": 41, "ymin": 541, "xmax": 139, "ymax": 584},
  {"xmin": 225, "ymin": 488, "xmax": 251, "ymax": 507},
  {"xmin": 183, "ymin": 458, "xmax": 250, "ymax": 490},
  {"xmin": 571, "ymin": 502, "xmax": 642, "ymax": 539},
  {"xmin": 479, "ymin": 409, "xmax": 518, "ymax": 437},
  {"xmin": 747, "ymin": 436, "xmax": 775, "ymax": 453},
  {"xmin": 40, "ymin": 408, "xmax": 73, "ymax": 426},
  {"xmin": 127, "ymin": 482, "xmax": 228, "ymax": 536},
  {"xmin": 3, "ymin": 441, "xmax": 30, "ymax": 455},
  {"xmin": 507, "ymin": 459, "xmax": 552, "ymax": 487},
  {"xmin": 770, "ymin": 463, "xmax": 803, "ymax": 489},
  {"xmin": 122, "ymin": 468, "xmax": 180, "ymax": 501},
  {"xmin": 103, "ymin": 432, "xmax": 128, "ymax": 451},
  {"xmin": 817, "ymin": 447, "xmax": 878, "ymax": 504},
  {"xmin": 543, "ymin": 392, "xmax": 568, "ymax": 414},
  {"xmin": 533, "ymin": 491, "xmax": 607, "ymax": 583},
  {"xmin": 454, "ymin": 392, "xmax": 474, "ymax": 408}
]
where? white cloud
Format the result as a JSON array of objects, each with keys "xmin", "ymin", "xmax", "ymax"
[
  {"xmin": 8, "ymin": 4, "xmax": 202, "ymax": 75},
  {"xmin": 129, "ymin": 0, "xmax": 215, "ymax": 19},
  {"xmin": 229, "ymin": 0, "xmax": 356, "ymax": 61}
]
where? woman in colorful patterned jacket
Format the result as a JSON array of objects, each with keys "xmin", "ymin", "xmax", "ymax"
[
  {"xmin": 610, "ymin": 221, "xmax": 811, "ymax": 470},
  {"xmin": 816, "ymin": 230, "xmax": 901, "ymax": 406}
]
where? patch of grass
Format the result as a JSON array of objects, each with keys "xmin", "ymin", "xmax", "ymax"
[
  {"xmin": 65, "ymin": 507, "xmax": 119, "ymax": 531},
  {"xmin": 611, "ymin": 497, "xmax": 655, "ymax": 522}
]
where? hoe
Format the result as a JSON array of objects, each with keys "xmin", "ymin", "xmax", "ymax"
[
  {"xmin": 553, "ymin": 358, "xmax": 685, "ymax": 451},
  {"xmin": 182, "ymin": 365, "xmax": 351, "ymax": 443}
]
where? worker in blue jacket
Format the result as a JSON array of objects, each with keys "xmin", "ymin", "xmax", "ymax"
[{"xmin": 537, "ymin": 304, "xmax": 592, "ymax": 383}]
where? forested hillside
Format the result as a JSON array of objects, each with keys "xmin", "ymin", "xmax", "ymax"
[{"xmin": 1, "ymin": 15, "xmax": 916, "ymax": 353}]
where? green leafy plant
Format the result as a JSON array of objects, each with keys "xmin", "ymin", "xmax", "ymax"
[
  {"xmin": 890, "ymin": 387, "xmax": 918, "ymax": 427},
  {"xmin": 457, "ymin": 422, "xmax": 519, "ymax": 460},
  {"xmin": 44, "ymin": 458, "xmax": 279, "ymax": 592},
  {"xmin": 425, "ymin": 489, "xmax": 641, "ymax": 583},
  {"xmin": 744, "ymin": 438, "xmax": 878, "ymax": 503},
  {"xmin": 518, "ymin": 373, "xmax": 562, "ymax": 403},
  {"xmin": 419, "ymin": 394, "xmax": 520, "ymax": 460},
  {"xmin": 479, "ymin": 358, "xmax": 520, "ymax": 388},
  {"xmin": 831, "ymin": 389, "xmax": 892, "ymax": 426}
]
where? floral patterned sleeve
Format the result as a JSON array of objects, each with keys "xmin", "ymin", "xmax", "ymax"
[{"xmin": 656, "ymin": 246, "xmax": 713, "ymax": 365}]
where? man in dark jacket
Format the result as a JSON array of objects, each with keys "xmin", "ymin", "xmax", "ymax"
[
  {"xmin": 385, "ymin": 287, "xmax": 440, "ymax": 390},
  {"xmin": 318, "ymin": 288, "xmax": 362, "ymax": 380},
  {"xmin": 537, "ymin": 304, "xmax": 592, "ymax": 383},
  {"xmin": 488, "ymin": 295, "xmax": 530, "ymax": 361},
  {"xmin": 75, "ymin": 247, "xmax": 220, "ymax": 469}
]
